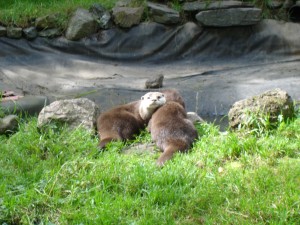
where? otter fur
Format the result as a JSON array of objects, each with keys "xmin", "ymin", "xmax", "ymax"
[
  {"xmin": 160, "ymin": 89, "xmax": 185, "ymax": 109},
  {"xmin": 148, "ymin": 100, "xmax": 198, "ymax": 166},
  {"xmin": 97, "ymin": 92, "xmax": 166, "ymax": 148}
]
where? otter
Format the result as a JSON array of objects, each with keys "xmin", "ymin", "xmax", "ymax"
[
  {"xmin": 148, "ymin": 100, "xmax": 198, "ymax": 166},
  {"xmin": 97, "ymin": 92, "xmax": 166, "ymax": 148},
  {"xmin": 160, "ymin": 89, "xmax": 185, "ymax": 109}
]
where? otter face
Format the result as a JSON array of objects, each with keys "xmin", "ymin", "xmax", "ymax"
[{"xmin": 141, "ymin": 92, "xmax": 166, "ymax": 109}]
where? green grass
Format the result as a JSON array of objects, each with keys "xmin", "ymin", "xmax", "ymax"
[
  {"xmin": 0, "ymin": 112, "xmax": 299, "ymax": 224},
  {"xmin": 0, "ymin": 0, "xmax": 119, "ymax": 27}
]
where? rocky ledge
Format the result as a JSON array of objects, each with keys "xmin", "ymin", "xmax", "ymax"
[{"xmin": 0, "ymin": 0, "xmax": 282, "ymax": 41}]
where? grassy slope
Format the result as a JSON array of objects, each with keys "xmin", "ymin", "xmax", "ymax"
[
  {"xmin": 0, "ymin": 0, "xmax": 118, "ymax": 27},
  {"xmin": 0, "ymin": 114, "xmax": 299, "ymax": 224}
]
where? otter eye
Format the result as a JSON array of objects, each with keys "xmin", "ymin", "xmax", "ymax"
[
  {"xmin": 147, "ymin": 97, "xmax": 150, "ymax": 99},
  {"xmin": 141, "ymin": 96, "xmax": 144, "ymax": 100},
  {"xmin": 157, "ymin": 96, "xmax": 161, "ymax": 99}
]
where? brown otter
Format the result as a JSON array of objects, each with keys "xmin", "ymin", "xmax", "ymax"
[
  {"xmin": 97, "ymin": 92, "xmax": 166, "ymax": 148},
  {"xmin": 160, "ymin": 89, "xmax": 185, "ymax": 109},
  {"xmin": 148, "ymin": 100, "xmax": 198, "ymax": 166}
]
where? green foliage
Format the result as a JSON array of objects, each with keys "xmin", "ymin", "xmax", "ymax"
[
  {"xmin": 235, "ymin": 107, "xmax": 297, "ymax": 137},
  {"xmin": 0, "ymin": 114, "xmax": 299, "ymax": 224},
  {"xmin": 169, "ymin": 0, "xmax": 182, "ymax": 12}
]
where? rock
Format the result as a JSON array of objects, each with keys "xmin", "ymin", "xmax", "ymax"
[
  {"xmin": 38, "ymin": 28, "xmax": 61, "ymax": 38},
  {"xmin": 147, "ymin": 2, "xmax": 181, "ymax": 24},
  {"xmin": 196, "ymin": 8, "xmax": 262, "ymax": 27},
  {"xmin": 112, "ymin": 6, "xmax": 144, "ymax": 28},
  {"xmin": 228, "ymin": 88, "xmax": 294, "ymax": 129},
  {"xmin": 283, "ymin": 0, "xmax": 294, "ymax": 8},
  {"xmin": 115, "ymin": 0, "xmax": 132, "ymax": 7},
  {"xmin": 23, "ymin": 27, "xmax": 38, "ymax": 40},
  {"xmin": 0, "ymin": 115, "xmax": 19, "ymax": 134},
  {"xmin": 65, "ymin": 8, "xmax": 97, "ymax": 41},
  {"xmin": 122, "ymin": 142, "xmax": 158, "ymax": 155},
  {"xmin": 37, "ymin": 98, "xmax": 101, "ymax": 133},
  {"xmin": 267, "ymin": 0, "xmax": 284, "ymax": 9},
  {"xmin": 183, "ymin": 0, "xmax": 254, "ymax": 12},
  {"xmin": 0, "ymin": 26, "xmax": 6, "ymax": 37},
  {"xmin": 187, "ymin": 112, "xmax": 205, "ymax": 124},
  {"xmin": 35, "ymin": 14, "xmax": 59, "ymax": 30},
  {"xmin": 6, "ymin": 27, "xmax": 22, "ymax": 39},
  {"xmin": 145, "ymin": 74, "xmax": 164, "ymax": 89},
  {"xmin": 89, "ymin": 3, "xmax": 113, "ymax": 29}
]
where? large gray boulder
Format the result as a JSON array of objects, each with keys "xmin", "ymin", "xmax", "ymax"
[
  {"xmin": 147, "ymin": 2, "xmax": 181, "ymax": 24},
  {"xmin": 228, "ymin": 89, "xmax": 294, "ymax": 129},
  {"xmin": 65, "ymin": 8, "xmax": 97, "ymax": 41},
  {"xmin": 112, "ymin": 6, "xmax": 144, "ymax": 28},
  {"xmin": 37, "ymin": 98, "xmax": 101, "ymax": 133},
  {"xmin": 196, "ymin": 8, "xmax": 262, "ymax": 27}
]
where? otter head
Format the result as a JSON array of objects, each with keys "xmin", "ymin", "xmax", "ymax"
[{"xmin": 139, "ymin": 92, "xmax": 166, "ymax": 120}]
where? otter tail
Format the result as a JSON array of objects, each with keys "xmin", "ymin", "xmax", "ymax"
[
  {"xmin": 156, "ymin": 145, "xmax": 178, "ymax": 167},
  {"xmin": 99, "ymin": 138, "xmax": 114, "ymax": 149}
]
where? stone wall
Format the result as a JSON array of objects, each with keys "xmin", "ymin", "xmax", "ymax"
[{"xmin": 0, "ymin": 0, "xmax": 295, "ymax": 40}]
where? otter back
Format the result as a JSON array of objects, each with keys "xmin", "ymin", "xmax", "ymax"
[{"xmin": 148, "ymin": 101, "xmax": 198, "ymax": 166}]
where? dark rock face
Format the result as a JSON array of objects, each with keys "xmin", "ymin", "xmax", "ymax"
[
  {"xmin": 228, "ymin": 88, "xmax": 294, "ymax": 129},
  {"xmin": 65, "ymin": 8, "xmax": 97, "ymax": 41},
  {"xmin": 147, "ymin": 2, "xmax": 181, "ymax": 24},
  {"xmin": 196, "ymin": 7, "xmax": 262, "ymax": 27}
]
